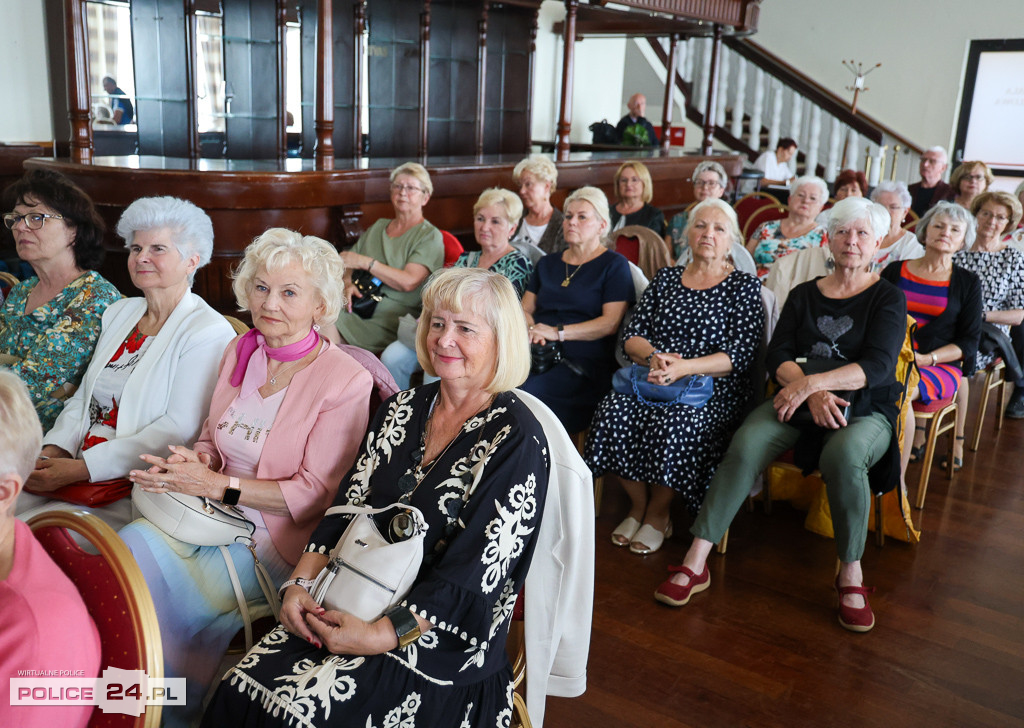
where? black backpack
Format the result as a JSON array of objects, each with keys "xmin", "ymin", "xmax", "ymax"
[{"xmin": 589, "ymin": 119, "xmax": 618, "ymax": 144}]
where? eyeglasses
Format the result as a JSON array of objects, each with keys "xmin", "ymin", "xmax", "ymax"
[
  {"xmin": 962, "ymin": 174, "xmax": 987, "ymax": 182},
  {"xmin": 390, "ymin": 183, "xmax": 424, "ymax": 194},
  {"xmin": 977, "ymin": 210, "xmax": 1009, "ymax": 223},
  {"xmin": 3, "ymin": 212, "xmax": 65, "ymax": 230},
  {"xmin": 693, "ymin": 179, "xmax": 723, "ymax": 188}
]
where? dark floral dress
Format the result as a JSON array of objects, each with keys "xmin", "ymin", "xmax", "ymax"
[{"xmin": 203, "ymin": 383, "xmax": 549, "ymax": 728}]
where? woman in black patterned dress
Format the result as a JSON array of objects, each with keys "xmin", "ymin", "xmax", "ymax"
[
  {"xmin": 585, "ymin": 198, "xmax": 763, "ymax": 555},
  {"xmin": 202, "ymin": 268, "xmax": 548, "ymax": 728}
]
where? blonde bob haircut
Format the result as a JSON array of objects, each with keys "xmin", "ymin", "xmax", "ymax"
[
  {"xmin": 685, "ymin": 198, "xmax": 742, "ymax": 246},
  {"xmin": 390, "ymin": 162, "xmax": 433, "ymax": 196},
  {"xmin": 473, "ymin": 188, "xmax": 523, "ymax": 229},
  {"xmin": 232, "ymin": 228, "xmax": 346, "ymax": 327},
  {"xmin": 613, "ymin": 161, "xmax": 654, "ymax": 204},
  {"xmin": 563, "ymin": 185, "xmax": 611, "ymax": 234},
  {"xmin": 971, "ymin": 190, "xmax": 1023, "ymax": 237},
  {"xmin": 0, "ymin": 370, "xmax": 43, "ymax": 488},
  {"xmin": 415, "ymin": 267, "xmax": 530, "ymax": 394},
  {"xmin": 513, "ymin": 154, "xmax": 558, "ymax": 190}
]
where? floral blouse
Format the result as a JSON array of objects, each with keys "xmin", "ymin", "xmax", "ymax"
[
  {"xmin": 750, "ymin": 219, "xmax": 828, "ymax": 279},
  {"xmin": 0, "ymin": 271, "xmax": 121, "ymax": 430}
]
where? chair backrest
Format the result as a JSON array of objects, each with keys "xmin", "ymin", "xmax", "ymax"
[
  {"xmin": 902, "ymin": 207, "xmax": 920, "ymax": 234},
  {"xmin": 742, "ymin": 203, "xmax": 789, "ymax": 242},
  {"xmin": 734, "ymin": 191, "xmax": 782, "ymax": 233},
  {"xmin": 338, "ymin": 343, "xmax": 400, "ymax": 419},
  {"xmin": 27, "ymin": 509, "xmax": 163, "ymax": 728},
  {"xmin": 440, "ymin": 230, "xmax": 464, "ymax": 268},
  {"xmin": 613, "ymin": 225, "xmax": 672, "ymax": 281},
  {"xmin": 222, "ymin": 315, "xmax": 250, "ymax": 335}
]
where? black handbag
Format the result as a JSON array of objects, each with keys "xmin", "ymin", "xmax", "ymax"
[
  {"xmin": 589, "ymin": 119, "xmax": 618, "ymax": 144},
  {"xmin": 790, "ymin": 359, "xmax": 854, "ymax": 424},
  {"xmin": 530, "ymin": 340, "xmax": 564, "ymax": 374},
  {"xmin": 350, "ymin": 269, "xmax": 384, "ymax": 319}
]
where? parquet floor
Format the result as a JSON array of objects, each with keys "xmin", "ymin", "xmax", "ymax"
[{"xmin": 542, "ymin": 391, "xmax": 1024, "ymax": 728}]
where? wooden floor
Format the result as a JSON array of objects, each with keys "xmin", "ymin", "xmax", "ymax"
[{"xmin": 542, "ymin": 391, "xmax": 1024, "ymax": 728}]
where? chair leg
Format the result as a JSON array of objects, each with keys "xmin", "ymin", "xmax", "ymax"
[
  {"xmin": 762, "ymin": 473, "xmax": 772, "ymax": 515},
  {"xmin": 512, "ymin": 692, "xmax": 533, "ymax": 728},
  {"xmin": 717, "ymin": 528, "xmax": 729, "ymax": 554},
  {"xmin": 996, "ymin": 370, "xmax": 1007, "ymax": 432},
  {"xmin": 874, "ymin": 493, "xmax": 884, "ymax": 548},
  {"xmin": 970, "ymin": 369, "xmax": 994, "ymax": 452},
  {"xmin": 592, "ymin": 475, "xmax": 603, "ymax": 517},
  {"xmin": 915, "ymin": 415, "xmax": 937, "ymax": 509}
]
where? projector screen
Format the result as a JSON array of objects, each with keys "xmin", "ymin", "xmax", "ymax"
[{"xmin": 955, "ymin": 40, "xmax": 1024, "ymax": 173}]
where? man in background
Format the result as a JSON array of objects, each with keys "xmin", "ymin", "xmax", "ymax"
[
  {"xmin": 616, "ymin": 93, "xmax": 657, "ymax": 147},
  {"xmin": 908, "ymin": 146, "xmax": 952, "ymax": 218},
  {"xmin": 754, "ymin": 138, "xmax": 798, "ymax": 187},
  {"xmin": 102, "ymin": 76, "xmax": 134, "ymax": 125}
]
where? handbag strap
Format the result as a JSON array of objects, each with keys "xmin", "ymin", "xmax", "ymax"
[
  {"xmin": 217, "ymin": 542, "xmax": 282, "ymax": 652},
  {"xmin": 325, "ymin": 502, "xmax": 427, "ymax": 532},
  {"xmin": 630, "ymin": 365, "xmax": 702, "ymax": 408}
]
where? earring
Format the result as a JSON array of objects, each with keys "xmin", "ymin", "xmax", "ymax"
[{"xmin": 312, "ymin": 323, "xmax": 321, "ymax": 332}]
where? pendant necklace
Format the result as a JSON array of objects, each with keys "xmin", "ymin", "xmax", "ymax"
[
  {"xmin": 268, "ymin": 358, "xmax": 303, "ymax": 386},
  {"xmin": 390, "ymin": 393, "xmax": 495, "ymax": 540}
]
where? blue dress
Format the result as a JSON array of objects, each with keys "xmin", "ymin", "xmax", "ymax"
[
  {"xmin": 520, "ymin": 249, "xmax": 635, "ymax": 432},
  {"xmin": 202, "ymin": 384, "xmax": 549, "ymax": 728}
]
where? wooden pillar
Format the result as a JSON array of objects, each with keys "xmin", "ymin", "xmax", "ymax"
[
  {"xmin": 555, "ymin": 0, "xmax": 579, "ymax": 161},
  {"xmin": 184, "ymin": 1, "xmax": 200, "ymax": 160},
  {"xmin": 660, "ymin": 34, "xmax": 679, "ymax": 152},
  {"xmin": 276, "ymin": 0, "xmax": 289, "ymax": 159},
  {"xmin": 418, "ymin": 1, "xmax": 432, "ymax": 158},
  {"xmin": 701, "ymin": 24, "xmax": 723, "ymax": 155},
  {"xmin": 353, "ymin": 1, "xmax": 367, "ymax": 156},
  {"xmin": 475, "ymin": 2, "xmax": 489, "ymax": 156},
  {"xmin": 526, "ymin": 7, "xmax": 539, "ymax": 148},
  {"xmin": 65, "ymin": 0, "xmax": 92, "ymax": 163},
  {"xmin": 315, "ymin": 0, "xmax": 334, "ymax": 168}
]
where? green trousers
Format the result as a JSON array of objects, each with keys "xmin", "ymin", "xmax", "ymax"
[{"xmin": 691, "ymin": 399, "xmax": 892, "ymax": 562}]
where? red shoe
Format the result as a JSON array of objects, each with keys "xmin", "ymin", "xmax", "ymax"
[
  {"xmin": 835, "ymin": 576, "xmax": 876, "ymax": 632},
  {"xmin": 654, "ymin": 564, "xmax": 710, "ymax": 607}
]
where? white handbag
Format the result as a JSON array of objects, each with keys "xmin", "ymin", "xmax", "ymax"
[
  {"xmin": 131, "ymin": 486, "xmax": 281, "ymax": 648},
  {"xmin": 308, "ymin": 502, "xmax": 427, "ymax": 622}
]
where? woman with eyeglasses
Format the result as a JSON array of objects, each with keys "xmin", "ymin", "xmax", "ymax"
[
  {"xmin": 0, "ymin": 170, "xmax": 120, "ymax": 431},
  {"xmin": 332, "ymin": 162, "xmax": 444, "ymax": 354},
  {"xmin": 946, "ymin": 161, "xmax": 992, "ymax": 212},
  {"xmin": 665, "ymin": 161, "xmax": 728, "ymax": 259},
  {"xmin": 609, "ymin": 161, "xmax": 665, "ymax": 236}
]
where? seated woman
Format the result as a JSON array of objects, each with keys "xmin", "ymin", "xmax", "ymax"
[
  {"xmin": 1010, "ymin": 181, "xmax": 1024, "ymax": 249},
  {"xmin": 747, "ymin": 175, "xmax": 829, "ymax": 279},
  {"xmin": 665, "ymin": 161, "xmax": 728, "ymax": 259},
  {"xmin": 333, "ymin": 162, "xmax": 444, "ymax": 353},
  {"xmin": 17, "ymin": 197, "xmax": 235, "ymax": 529},
  {"xmin": 881, "ymin": 202, "xmax": 982, "ymax": 475},
  {"xmin": 521, "ymin": 186, "xmax": 635, "ymax": 433},
  {"xmin": 0, "ymin": 170, "xmax": 121, "ymax": 430},
  {"xmin": 511, "ymin": 154, "xmax": 565, "ymax": 260},
  {"xmin": 121, "ymin": 229, "xmax": 374, "ymax": 726},
  {"xmin": 586, "ymin": 199, "xmax": 763, "ymax": 555},
  {"xmin": 0, "ymin": 371, "xmax": 100, "ymax": 728},
  {"xmin": 954, "ymin": 191, "xmax": 1024, "ymax": 419},
  {"xmin": 946, "ymin": 160, "xmax": 992, "ymax": 211},
  {"xmin": 870, "ymin": 181, "xmax": 924, "ymax": 270},
  {"xmin": 816, "ymin": 169, "xmax": 868, "ymax": 226},
  {"xmin": 380, "ymin": 188, "xmax": 533, "ymax": 388},
  {"xmin": 610, "ymin": 161, "xmax": 665, "ymax": 236},
  {"xmin": 202, "ymin": 267, "xmax": 549, "ymax": 728},
  {"xmin": 657, "ymin": 198, "xmax": 906, "ymax": 633}
]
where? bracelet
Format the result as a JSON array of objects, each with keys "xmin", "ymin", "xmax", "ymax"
[
  {"xmin": 368, "ymin": 259, "xmax": 376, "ymax": 273},
  {"xmin": 645, "ymin": 349, "xmax": 661, "ymax": 365},
  {"xmin": 278, "ymin": 578, "xmax": 316, "ymax": 598},
  {"xmin": 557, "ymin": 324, "xmax": 565, "ymax": 342},
  {"xmin": 384, "ymin": 605, "xmax": 422, "ymax": 648},
  {"xmin": 931, "ymin": 353, "xmax": 937, "ymax": 366}
]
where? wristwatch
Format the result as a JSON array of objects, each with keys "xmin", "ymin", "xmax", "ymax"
[
  {"xmin": 384, "ymin": 605, "xmax": 422, "ymax": 648},
  {"xmin": 557, "ymin": 324, "xmax": 565, "ymax": 342},
  {"xmin": 278, "ymin": 577, "xmax": 316, "ymax": 599},
  {"xmin": 222, "ymin": 476, "xmax": 241, "ymax": 506}
]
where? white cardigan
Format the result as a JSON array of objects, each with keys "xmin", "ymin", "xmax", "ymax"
[
  {"xmin": 516, "ymin": 389, "xmax": 594, "ymax": 728},
  {"xmin": 44, "ymin": 293, "xmax": 235, "ymax": 481}
]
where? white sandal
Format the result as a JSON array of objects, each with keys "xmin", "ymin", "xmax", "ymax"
[
  {"xmin": 630, "ymin": 522, "xmax": 673, "ymax": 554},
  {"xmin": 611, "ymin": 516, "xmax": 642, "ymax": 547}
]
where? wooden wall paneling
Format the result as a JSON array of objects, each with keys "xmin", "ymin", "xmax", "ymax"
[
  {"xmin": 223, "ymin": 0, "xmax": 279, "ymax": 159},
  {"xmin": 701, "ymin": 23, "xmax": 723, "ymax": 154},
  {"xmin": 329, "ymin": 0, "xmax": 356, "ymax": 157},
  {"xmin": 661, "ymin": 33, "xmax": 679, "ymax": 150},
  {"xmin": 132, "ymin": 0, "xmax": 191, "ymax": 157},
  {"xmin": 526, "ymin": 6, "xmax": 539, "ymax": 151},
  {"xmin": 65, "ymin": 0, "xmax": 93, "ymax": 163},
  {"xmin": 47, "ymin": 0, "xmax": 72, "ymax": 152},
  {"xmin": 498, "ymin": 6, "xmax": 532, "ymax": 154},
  {"xmin": 315, "ymin": 0, "xmax": 334, "ymax": 166}
]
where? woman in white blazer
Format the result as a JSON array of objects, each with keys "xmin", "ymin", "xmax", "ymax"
[{"xmin": 17, "ymin": 196, "xmax": 234, "ymax": 530}]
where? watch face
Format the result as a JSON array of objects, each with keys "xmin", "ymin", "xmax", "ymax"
[{"xmin": 222, "ymin": 486, "xmax": 241, "ymax": 505}]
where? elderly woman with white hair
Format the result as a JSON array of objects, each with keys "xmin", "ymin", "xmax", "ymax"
[
  {"xmin": 586, "ymin": 198, "xmax": 763, "ymax": 555},
  {"xmin": 870, "ymin": 181, "xmax": 924, "ymax": 270},
  {"xmin": 521, "ymin": 186, "xmax": 635, "ymax": 432},
  {"xmin": 122, "ymin": 228, "xmax": 375, "ymax": 727},
  {"xmin": 659, "ymin": 198, "xmax": 907, "ymax": 633},
  {"xmin": 202, "ymin": 267, "xmax": 549, "ymax": 728},
  {"xmin": 665, "ymin": 161, "xmax": 728, "ymax": 257},
  {"xmin": 511, "ymin": 154, "xmax": 565, "ymax": 259},
  {"xmin": 19, "ymin": 196, "xmax": 234, "ymax": 529},
  {"xmin": 747, "ymin": 175, "xmax": 829, "ymax": 279}
]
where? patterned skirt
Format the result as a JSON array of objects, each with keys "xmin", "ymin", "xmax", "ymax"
[{"xmin": 917, "ymin": 363, "xmax": 962, "ymax": 404}]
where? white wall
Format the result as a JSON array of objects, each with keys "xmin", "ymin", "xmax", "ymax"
[
  {"xmin": 0, "ymin": 0, "xmax": 53, "ymax": 143},
  {"xmin": 754, "ymin": 0, "xmax": 1023, "ymax": 155}
]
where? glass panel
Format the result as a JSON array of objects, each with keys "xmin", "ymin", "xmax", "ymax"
[
  {"xmin": 286, "ymin": 22, "xmax": 301, "ymax": 132},
  {"xmin": 197, "ymin": 14, "xmax": 227, "ymax": 135},
  {"xmin": 86, "ymin": 1, "xmax": 136, "ymax": 128}
]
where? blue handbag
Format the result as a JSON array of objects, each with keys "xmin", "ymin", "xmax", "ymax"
[{"xmin": 612, "ymin": 364, "xmax": 714, "ymax": 408}]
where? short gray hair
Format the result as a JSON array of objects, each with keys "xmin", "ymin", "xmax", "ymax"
[
  {"xmin": 917, "ymin": 201, "xmax": 976, "ymax": 251},
  {"xmin": 0, "ymin": 371, "xmax": 42, "ymax": 491},
  {"xmin": 473, "ymin": 188, "xmax": 523, "ymax": 229},
  {"xmin": 564, "ymin": 186, "xmax": 611, "ymax": 233},
  {"xmin": 116, "ymin": 196, "xmax": 215, "ymax": 281},
  {"xmin": 826, "ymin": 197, "xmax": 890, "ymax": 241},
  {"xmin": 685, "ymin": 198, "xmax": 741, "ymax": 246},
  {"xmin": 691, "ymin": 161, "xmax": 728, "ymax": 188},
  {"xmin": 870, "ymin": 180, "xmax": 912, "ymax": 209},
  {"xmin": 790, "ymin": 175, "xmax": 829, "ymax": 201},
  {"xmin": 925, "ymin": 145, "xmax": 948, "ymax": 163},
  {"xmin": 232, "ymin": 228, "xmax": 346, "ymax": 327},
  {"xmin": 513, "ymin": 155, "xmax": 558, "ymax": 190}
]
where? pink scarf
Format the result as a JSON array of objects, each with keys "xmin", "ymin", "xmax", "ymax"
[{"xmin": 230, "ymin": 327, "xmax": 320, "ymax": 395}]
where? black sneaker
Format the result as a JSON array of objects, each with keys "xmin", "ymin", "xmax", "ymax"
[{"xmin": 1006, "ymin": 394, "xmax": 1024, "ymax": 419}]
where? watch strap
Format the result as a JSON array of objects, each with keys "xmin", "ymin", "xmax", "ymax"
[
  {"xmin": 222, "ymin": 476, "xmax": 241, "ymax": 505},
  {"xmin": 384, "ymin": 605, "xmax": 422, "ymax": 648},
  {"xmin": 278, "ymin": 577, "xmax": 316, "ymax": 599}
]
